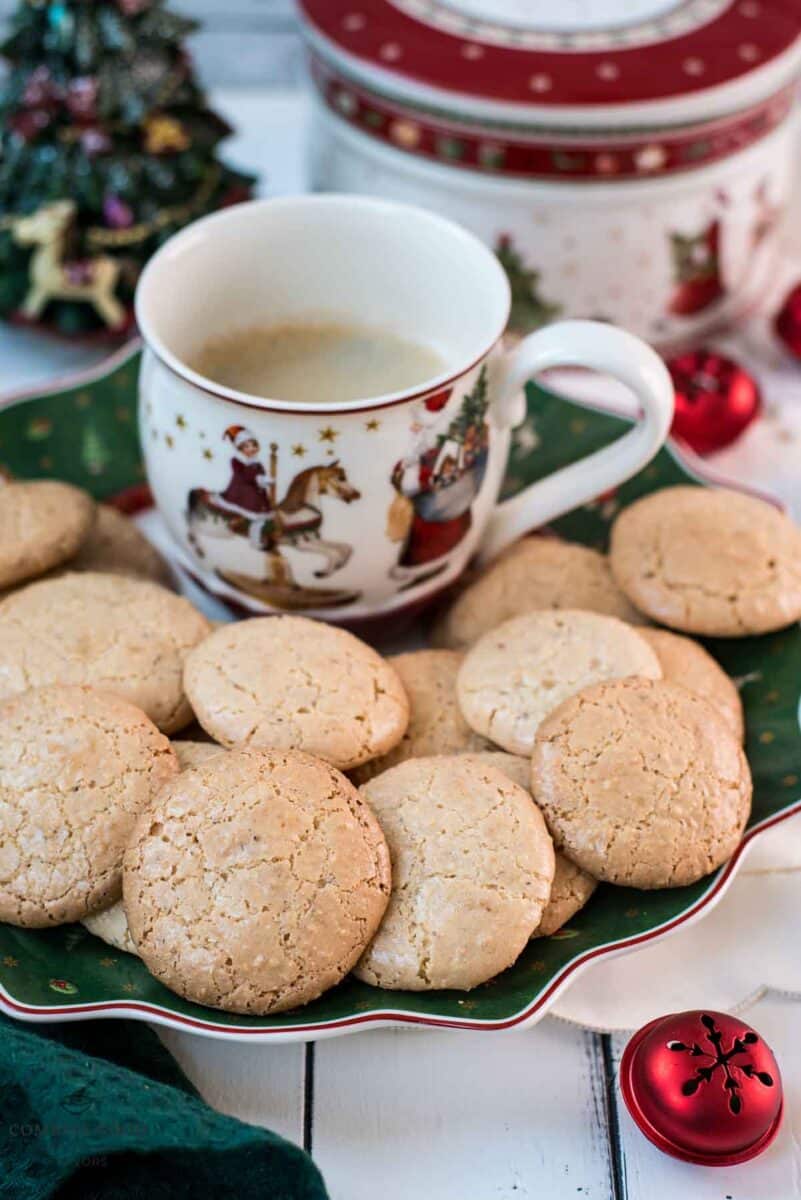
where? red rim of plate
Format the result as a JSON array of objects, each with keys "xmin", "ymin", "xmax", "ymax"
[
  {"xmin": 298, "ymin": 0, "xmax": 801, "ymax": 120},
  {"xmin": 619, "ymin": 1016, "xmax": 785, "ymax": 1165},
  {"xmin": 0, "ymin": 341, "xmax": 798, "ymax": 1040}
]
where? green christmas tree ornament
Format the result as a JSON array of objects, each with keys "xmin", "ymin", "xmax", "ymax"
[{"xmin": 0, "ymin": 0, "xmax": 255, "ymax": 336}]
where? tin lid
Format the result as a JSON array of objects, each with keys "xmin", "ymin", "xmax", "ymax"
[
  {"xmin": 619, "ymin": 1010, "xmax": 783, "ymax": 1167},
  {"xmin": 298, "ymin": 0, "xmax": 801, "ymax": 129}
]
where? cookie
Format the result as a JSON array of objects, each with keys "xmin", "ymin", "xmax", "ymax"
[
  {"xmin": 352, "ymin": 650, "xmax": 493, "ymax": 783},
  {"xmin": 433, "ymin": 537, "xmax": 646, "ymax": 650},
  {"xmin": 184, "ymin": 616, "xmax": 409, "ymax": 770},
  {"xmin": 82, "ymin": 901, "xmax": 138, "ymax": 955},
  {"xmin": 124, "ymin": 749, "xmax": 391, "ymax": 1015},
  {"xmin": 0, "ymin": 686, "xmax": 178, "ymax": 927},
  {"xmin": 531, "ymin": 677, "xmax": 752, "ymax": 889},
  {"xmin": 457, "ymin": 609, "xmax": 662, "ymax": 755},
  {"xmin": 609, "ymin": 486, "xmax": 801, "ymax": 636},
  {"xmin": 639, "ymin": 627, "xmax": 744, "ymax": 742},
  {"xmin": 83, "ymin": 740, "xmax": 225, "ymax": 953},
  {"xmin": 0, "ymin": 480, "xmax": 95, "ymax": 590},
  {"xmin": 354, "ymin": 756, "xmax": 554, "ymax": 991},
  {"xmin": 0, "ymin": 572, "xmax": 211, "ymax": 733},
  {"xmin": 462, "ymin": 751, "xmax": 597, "ymax": 937},
  {"xmin": 172, "ymin": 740, "xmax": 226, "ymax": 771},
  {"xmin": 69, "ymin": 505, "xmax": 173, "ymax": 587}
]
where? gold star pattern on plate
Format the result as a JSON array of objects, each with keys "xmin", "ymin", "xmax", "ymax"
[
  {"xmin": 176, "ymin": 414, "xmax": 187, "ymax": 429},
  {"xmin": 99, "ymin": 957, "xmax": 117, "ymax": 968},
  {"xmin": 121, "ymin": 982, "xmax": 137, "ymax": 993},
  {"xmin": 318, "ymin": 426, "xmax": 339, "ymax": 443},
  {"xmin": 2, "ymin": 956, "xmax": 18, "ymax": 968},
  {"xmin": 291, "ymin": 443, "xmax": 307, "ymax": 457},
  {"xmin": 203, "ymin": 448, "xmax": 213, "ymax": 461},
  {"xmin": 165, "ymin": 434, "xmax": 175, "ymax": 449},
  {"xmin": 365, "ymin": 419, "xmax": 380, "ymax": 432}
]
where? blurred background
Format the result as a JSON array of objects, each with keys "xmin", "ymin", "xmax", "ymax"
[{"xmin": 0, "ymin": 0, "xmax": 305, "ymax": 85}]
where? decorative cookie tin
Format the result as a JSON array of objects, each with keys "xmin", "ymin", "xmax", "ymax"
[{"xmin": 299, "ymin": 0, "xmax": 801, "ymax": 345}]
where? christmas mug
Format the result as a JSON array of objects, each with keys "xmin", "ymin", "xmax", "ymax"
[{"xmin": 135, "ymin": 195, "xmax": 674, "ymax": 622}]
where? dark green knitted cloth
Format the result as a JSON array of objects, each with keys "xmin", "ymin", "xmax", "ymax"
[{"xmin": 0, "ymin": 1016, "xmax": 328, "ymax": 1200}]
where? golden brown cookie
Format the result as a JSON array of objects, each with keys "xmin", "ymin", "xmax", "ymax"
[
  {"xmin": 172, "ymin": 740, "xmax": 226, "ymax": 771},
  {"xmin": 68, "ymin": 505, "xmax": 173, "ymax": 586},
  {"xmin": 531, "ymin": 677, "xmax": 752, "ymax": 889},
  {"xmin": 124, "ymin": 749, "xmax": 391, "ymax": 1015},
  {"xmin": 83, "ymin": 741, "xmax": 225, "ymax": 953},
  {"xmin": 352, "ymin": 650, "xmax": 493, "ymax": 784},
  {"xmin": 0, "ymin": 686, "xmax": 178, "ymax": 927},
  {"xmin": 462, "ymin": 751, "xmax": 598, "ymax": 937},
  {"xmin": 354, "ymin": 756, "xmax": 554, "ymax": 991},
  {"xmin": 432, "ymin": 537, "xmax": 646, "ymax": 650},
  {"xmin": 184, "ymin": 616, "xmax": 409, "ymax": 770},
  {"xmin": 457, "ymin": 609, "xmax": 661, "ymax": 755},
  {"xmin": 81, "ymin": 902, "xmax": 138, "ymax": 955},
  {"xmin": 0, "ymin": 572, "xmax": 211, "ymax": 733},
  {"xmin": 0, "ymin": 480, "xmax": 95, "ymax": 590},
  {"xmin": 609, "ymin": 486, "xmax": 801, "ymax": 636},
  {"xmin": 639, "ymin": 627, "xmax": 744, "ymax": 741}
]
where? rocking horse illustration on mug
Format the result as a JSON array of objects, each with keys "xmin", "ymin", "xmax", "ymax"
[{"xmin": 186, "ymin": 425, "xmax": 363, "ymax": 609}]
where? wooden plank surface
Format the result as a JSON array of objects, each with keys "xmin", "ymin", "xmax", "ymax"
[
  {"xmin": 610, "ymin": 995, "xmax": 801, "ymax": 1200},
  {"xmin": 311, "ymin": 1025, "xmax": 616, "ymax": 1200},
  {"xmin": 158, "ymin": 1027, "xmax": 307, "ymax": 1144}
]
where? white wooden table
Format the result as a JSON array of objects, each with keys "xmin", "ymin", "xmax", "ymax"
[{"xmin": 2, "ymin": 89, "xmax": 800, "ymax": 1200}]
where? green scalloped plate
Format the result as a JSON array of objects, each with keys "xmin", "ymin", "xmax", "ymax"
[{"xmin": 0, "ymin": 343, "xmax": 798, "ymax": 1042}]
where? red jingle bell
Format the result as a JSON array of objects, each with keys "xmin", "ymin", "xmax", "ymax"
[
  {"xmin": 620, "ymin": 1010, "xmax": 783, "ymax": 1166},
  {"xmin": 666, "ymin": 350, "xmax": 761, "ymax": 456},
  {"xmin": 774, "ymin": 283, "xmax": 801, "ymax": 360}
]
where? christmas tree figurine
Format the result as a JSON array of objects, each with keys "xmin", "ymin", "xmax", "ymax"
[
  {"xmin": 0, "ymin": 0, "xmax": 254, "ymax": 335},
  {"xmin": 495, "ymin": 234, "xmax": 561, "ymax": 335}
]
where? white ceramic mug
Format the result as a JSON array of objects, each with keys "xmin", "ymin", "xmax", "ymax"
[{"xmin": 135, "ymin": 195, "xmax": 674, "ymax": 624}]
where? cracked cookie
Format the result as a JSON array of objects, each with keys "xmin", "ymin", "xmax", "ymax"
[
  {"xmin": 184, "ymin": 616, "xmax": 409, "ymax": 770},
  {"xmin": 457, "ymin": 609, "xmax": 661, "ymax": 755},
  {"xmin": 354, "ymin": 756, "xmax": 554, "ymax": 991},
  {"xmin": 68, "ymin": 505, "xmax": 173, "ymax": 587},
  {"xmin": 0, "ymin": 685, "xmax": 178, "ymax": 927},
  {"xmin": 0, "ymin": 572, "xmax": 211, "ymax": 733},
  {"xmin": 639, "ymin": 627, "xmax": 744, "ymax": 741},
  {"xmin": 123, "ymin": 748, "xmax": 392, "ymax": 1015},
  {"xmin": 463, "ymin": 752, "xmax": 598, "ymax": 938},
  {"xmin": 172, "ymin": 740, "xmax": 226, "ymax": 771},
  {"xmin": 531, "ymin": 677, "xmax": 752, "ymax": 889},
  {"xmin": 352, "ymin": 650, "xmax": 493, "ymax": 784},
  {"xmin": 0, "ymin": 479, "xmax": 95, "ymax": 590},
  {"xmin": 83, "ymin": 740, "xmax": 226, "ymax": 954},
  {"xmin": 432, "ymin": 537, "xmax": 646, "ymax": 650},
  {"xmin": 609, "ymin": 485, "xmax": 801, "ymax": 636}
]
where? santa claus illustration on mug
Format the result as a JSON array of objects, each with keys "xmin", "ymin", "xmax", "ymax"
[{"xmin": 389, "ymin": 373, "xmax": 490, "ymax": 576}]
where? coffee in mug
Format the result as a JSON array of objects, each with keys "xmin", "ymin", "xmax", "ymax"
[{"xmin": 189, "ymin": 322, "xmax": 446, "ymax": 405}]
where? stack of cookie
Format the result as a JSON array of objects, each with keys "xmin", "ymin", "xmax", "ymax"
[{"xmin": 1, "ymin": 476, "xmax": 799, "ymax": 1016}]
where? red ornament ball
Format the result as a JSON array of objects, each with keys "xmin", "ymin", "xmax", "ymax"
[
  {"xmin": 667, "ymin": 350, "xmax": 761, "ymax": 455},
  {"xmin": 774, "ymin": 283, "xmax": 801, "ymax": 359},
  {"xmin": 620, "ymin": 1010, "xmax": 783, "ymax": 1166}
]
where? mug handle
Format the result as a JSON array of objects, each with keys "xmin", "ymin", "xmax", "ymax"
[{"xmin": 480, "ymin": 319, "xmax": 674, "ymax": 563}]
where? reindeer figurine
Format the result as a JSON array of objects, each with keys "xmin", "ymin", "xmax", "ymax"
[{"xmin": 13, "ymin": 200, "xmax": 125, "ymax": 329}]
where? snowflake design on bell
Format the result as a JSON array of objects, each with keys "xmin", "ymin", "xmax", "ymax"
[{"xmin": 667, "ymin": 1013, "xmax": 775, "ymax": 1115}]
